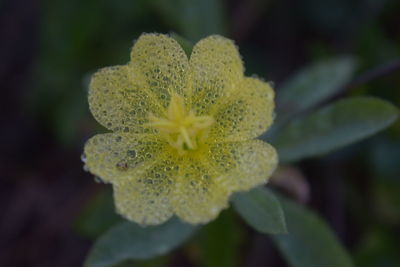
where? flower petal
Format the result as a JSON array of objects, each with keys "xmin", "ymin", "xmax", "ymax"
[
  {"xmin": 208, "ymin": 77, "xmax": 275, "ymax": 142},
  {"xmin": 171, "ymin": 158, "xmax": 230, "ymax": 224},
  {"xmin": 113, "ymin": 156, "xmax": 180, "ymax": 225},
  {"xmin": 88, "ymin": 65, "xmax": 164, "ymax": 132},
  {"xmin": 83, "ymin": 133, "xmax": 167, "ymax": 184},
  {"xmin": 189, "ymin": 35, "xmax": 244, "ymax": 115},
  {"xmin": 130, "ymin": 33, "xmax": 189, "ymax": 107},
  {"xmin": 207, "ymin": 139, "xmax": 278, "ymax": 192}
]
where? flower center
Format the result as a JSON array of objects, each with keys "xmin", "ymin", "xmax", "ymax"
[{"xmin": 146, "ymin": 93, "xmax": 214, "ymax": 154}]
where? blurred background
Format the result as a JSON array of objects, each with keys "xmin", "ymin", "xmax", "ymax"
[{"xmin": 1, "ymin": 0, "xmax": 400, "ymax": 266}]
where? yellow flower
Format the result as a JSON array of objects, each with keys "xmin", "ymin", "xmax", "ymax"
[{"xmin": 83, "ymin": 33, "xmax": 278, "ymax": 225}]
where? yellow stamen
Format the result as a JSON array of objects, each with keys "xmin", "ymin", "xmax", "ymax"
[
  {"xmin": 180, "ymin": 127, "xmax": 194, "ymax": 149},
  {"xmin": 145, "ymin": 93, "xmax": 214, "ymax": 154}
]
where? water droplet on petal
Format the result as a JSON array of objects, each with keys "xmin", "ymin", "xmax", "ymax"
[
  {"xmin": 116, "ymin": 161, "xmax": 129, "ymax": 171},
  {"xmin": 81, "ymin": 153, "xmax": 87, "ymax": 163},
  {"xmin": 202, "ymin": 175, "xmax": 210, "ymax": 180},
  {"xmin": 94, "ymin": 176, "xmax": 105, "ymax": 183},
  {"xmin": 127, "ymin": 150, "xmax": 137, "ymax": 158},
  {"xmin": 83, "ymin": 164, "xmax": 89, "ymax": 172}
]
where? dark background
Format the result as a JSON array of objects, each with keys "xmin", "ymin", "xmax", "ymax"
[{"xmin": 1, "ymin": 0, "xmax": 400, "ymax": 266}]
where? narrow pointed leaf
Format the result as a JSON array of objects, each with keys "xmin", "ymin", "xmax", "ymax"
[
  {"xmin": 84, "ymin": 218, "xmax": 197, "ymax": 267},
  {"xmin": 273, "ymin": 97, "xmax": 399, "ymax": 162},
  {"xmin": 277, "ymin": 57, "xmax": 356, "ymax": 120},
  {"xmin": 273, "ymin": 195, "xmax": 355, "ymax": 267},
  {"xmin": 233, "ymin": 187, "xmax": 287, "ymax": 234}
]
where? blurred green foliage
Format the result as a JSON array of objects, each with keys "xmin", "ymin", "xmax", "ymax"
[
  {"xmin": 273, "ymin": 194, "xmax": 355, "ymax": 267},
  {"xmin": 84, "ymin": 217, "xmax": 197, "ymax": 267},
  {"xmin": 233, "ymin": 187, "xmax": 287, "ymax": 234},
  {"xmin": 272, "ymin": 97, "xmax": 398, "ymax": 162},
  {"xmin": 198, "ymin": 209, "xmax": 242, "ymax": 267}
]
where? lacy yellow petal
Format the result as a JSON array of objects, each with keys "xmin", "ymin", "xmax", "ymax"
[
  {"xmin": 129, "ymin": 33, "xmax": 190, "ymax": 108},
  {"xmin": 83, "ymin": 133, "xmax": 167, "ymax": 184},
  {"xmin": 208, "ymin": 77, "xmax": 275, "ymax": 142},
  {"xmin": 171, "ymin": 158, "xmax": 230, "ymax": 224},
  {"xmin": 207, "ymin": 139, "xmax": 278, "ymax": 192},
  {"xmin": 189, "ymin": 35, "xmax": 244, "ymax": 115},
  {"xmin": 113, "ymin": 156, "xmax": 179, "ymax": 225},
  {"xmin": 88, "ymin": 65, "xmax": 164, "ymax": 133},
  {"xmin": 85, "ymin": 33, "xmax": 279, "ymax": 226}
]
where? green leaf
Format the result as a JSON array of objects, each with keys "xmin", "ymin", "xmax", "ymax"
[
  {"xmin": 233, "ymin": 187, "xmax": 287, "ymax": 234},
  {"xmin": 272, "ymin": 195, "xmax": 355, "ymax": 267},
  {"xmin": 200, "ymin": 209, "xmax": 242, "ymax": 267},
  {"xmin": 277, "ymin": 57, "xmax": 356, "ymax": 121},
  {"xmin": 84, "ymin": 218, "xmax": 197, "ymax": 267},
  {"xmin": 273, "ymin": 97, "xmax": 399, "ymax": 163}
]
